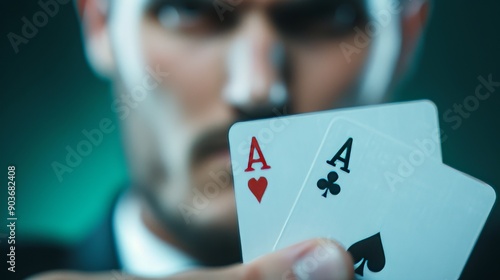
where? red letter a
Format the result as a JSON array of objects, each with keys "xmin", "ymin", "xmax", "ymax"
[{"xmin": 245, "ymin": 137, "xmax": 271, "ymax": 172}]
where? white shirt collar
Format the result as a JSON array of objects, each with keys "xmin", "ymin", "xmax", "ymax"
[{"xmin": 113, "ymin": 192, "xmax": 199, "ymax": 277}]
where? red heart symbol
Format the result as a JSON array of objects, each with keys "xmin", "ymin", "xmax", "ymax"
[{"xmin": 248, "ymin": 177, "xmax": 268, "ymax": 203}]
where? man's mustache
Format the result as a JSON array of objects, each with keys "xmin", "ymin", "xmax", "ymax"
[
  {"xmin": 190, "ymin": 124, "xmax": 231, "ymax": 166},
  {"xmin": 189, "ymin": 105, "xmax": 289, "ymax": 166}
]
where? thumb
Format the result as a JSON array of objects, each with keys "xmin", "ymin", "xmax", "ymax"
[
  {"xmin": 246, "ymin": 238, "xmax": 354, "ymax": 280},
  {"xmin": 176, "ymin": 238, "xmax": 353, "ymax": 280}
]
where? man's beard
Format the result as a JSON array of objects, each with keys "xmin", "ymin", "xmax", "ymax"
[
  {"xmin": 139, "ymin": 183, "xmax": 242, "ymax": 266},
  {"xmin": 136, "ymin": 123, "xmax": 242, "ymax": 266}
]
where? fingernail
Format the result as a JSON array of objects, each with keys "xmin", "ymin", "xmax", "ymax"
[{"xmin": 292, "ymin": 241, "xmax": 350, "ymax": 280}]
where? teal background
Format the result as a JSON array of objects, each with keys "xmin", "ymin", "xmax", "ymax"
[
  {"xmin": 1, "ymin": 0, "xmax": 499, "ymax": 266},
  {"xmin": 1, "ymin": 1, "xmax": 127, "ymax": 243}
]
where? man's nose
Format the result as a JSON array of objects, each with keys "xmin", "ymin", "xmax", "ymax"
[{"xmin": 223, "ymin": 11, "xmax": 288, "ymax": 118}]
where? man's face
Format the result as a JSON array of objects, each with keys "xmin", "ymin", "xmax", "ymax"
[{"xmin": 110, "ymin": 0, "xmax": 395, "ymax": 262}]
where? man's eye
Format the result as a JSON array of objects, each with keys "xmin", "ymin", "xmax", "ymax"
[
  {"xmin": 325, "ymin": 3, "xmax": 361, "ymax": 31},
  {"xmin": 153, "ymin": 3, "xmax": 219, "ymax": 35},
  {"xmin": 272, "ymin": 1, "xmax": 368, "ymax": 40},
  {"xmin": 308, "ymin": 3, "xmax": 364, "ymax": 36},
  {"xmin": 149, "ymin": 0, "xmax": 240, "ymax": 36}
]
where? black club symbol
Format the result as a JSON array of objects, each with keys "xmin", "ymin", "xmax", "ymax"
[{"xmin": 317, "ymin": 171, "xmax": 341, "ymax": 198}]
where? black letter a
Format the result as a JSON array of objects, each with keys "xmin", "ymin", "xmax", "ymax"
[{"xmin": 326, "ymin": 138, "xmax": 353, "ymax": 173}]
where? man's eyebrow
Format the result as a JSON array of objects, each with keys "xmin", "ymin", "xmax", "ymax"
[
  {"xmin": 272, "ymin": 0, "xmax": 362, "ymax": 13},
  {"xmin": 144, "ymin": 0, "xmax": 218, "ymax": 15},
  {"xmin": 147, "ymin": 0, "xmax": 213, "ymax": 6}
]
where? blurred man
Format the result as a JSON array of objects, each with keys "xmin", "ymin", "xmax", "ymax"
[{"xmin": 33, "ymin": 0, "xmax": 429, "ymax": 279}]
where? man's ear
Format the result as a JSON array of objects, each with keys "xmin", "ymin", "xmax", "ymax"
[
  {"xmin": 77, "ymin": 0, "xmax": 114, "ymax": 78},
  {"xmin": 399, "ymin": 0, "xmax": 430, "ymax": 70}
]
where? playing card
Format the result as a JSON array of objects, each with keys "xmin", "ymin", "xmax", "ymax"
[
  {"xmin": 274, "ymin": 118, "xmax": 495, "ymax": 279},
  {"xmin": 228, "ymin": 100, "xmax": 443, "ymax": 262}
]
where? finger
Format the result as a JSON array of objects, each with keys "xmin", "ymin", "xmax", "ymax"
[
  {"xmin": 247, "ymin": 238, "xmax": 354, "ymax": 280},
  {"xmin": 28, "ymin": 270, "xmax": 115, "ymax": 280},
  {"xmin": 172, "ymin": 238, "xmax": 353, "ymax": 280}
]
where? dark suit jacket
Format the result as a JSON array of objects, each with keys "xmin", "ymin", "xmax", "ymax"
[{"xmin": 1, "ymin": 196, "xmax": 120, "ymax": 279}]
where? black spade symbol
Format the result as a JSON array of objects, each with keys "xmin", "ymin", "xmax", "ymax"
[{"xmin": 347, "ymin": 232, "xmax": 386, "ymax": 277}]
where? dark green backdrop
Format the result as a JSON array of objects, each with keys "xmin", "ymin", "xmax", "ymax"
[{"xmin": 1, "ymin": 0, "xmax": 499, "ymax": 267}]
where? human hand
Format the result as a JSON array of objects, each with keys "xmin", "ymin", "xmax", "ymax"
[{"xmin": 31, "ymin": 238, "xmax": 353, "ymax": 280}]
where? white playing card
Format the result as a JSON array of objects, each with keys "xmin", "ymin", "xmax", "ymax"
[
  {"xmin": 228, "ymin": 100, "xmax": 443, "ymax": 262},
  {"xmin": 274, "ymin": 118, "xmax": 495, "ymax": 280}
]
